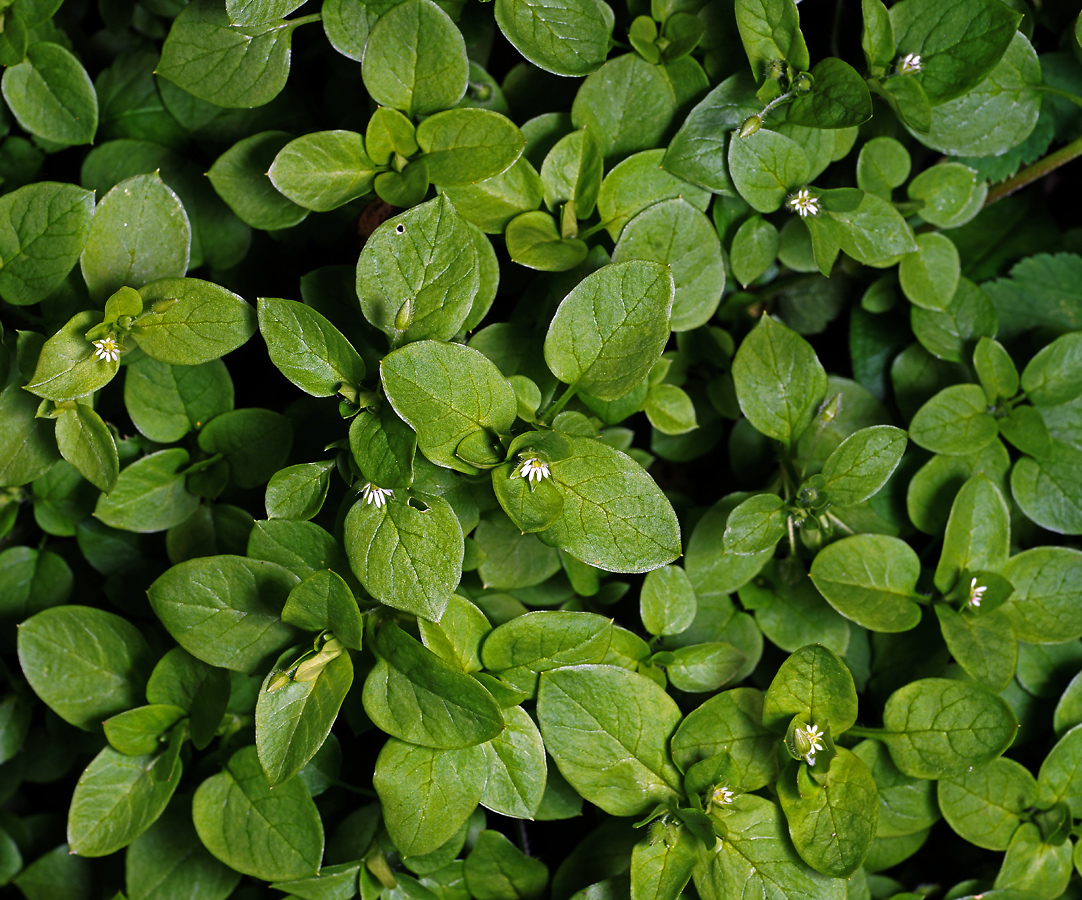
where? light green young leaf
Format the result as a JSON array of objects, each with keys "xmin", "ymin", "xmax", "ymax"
[
  {"xmin": 734, "ymin": 0, "xmax": 809, "ymax": 81},
  {"xmin": 442, "ymin": 158, "xmax": 545, "ymax": 234},
  {"xmin": 911, "ymin": 278, "xmax": 997, "ymax": 363},
  {"xmin": 68, "ymin": 747, "xmax": 181, "ymax": 857},
  {"xmin": 861, "ymin": 0, "xmax": 894, "ymax": 72},
  {"xmin": 731, "ymin": 215, "xmax": 779, "ymax": 288},
  {"xmin": 147, "ymin": 555, "xmax": 300, "ymax": 672},
  {"xmin": 418, "ymin": 109, "xmax": 526, "ymax": 187},
  {"xmin": 898, "ymin": 233, "xmax": 960, "ymax": 312},
  {"xmin": 722, "ymin": 493, "xmax": 786, "ymax": 556},
  {"xmin": 880, "ymin": 678, "xmax": 1017, "ymax": 779},
  {"xmin": 494, "ymin": 0, "xmax": 611, "ymax": 77},
  {"xmin": 597, "ymin": 148, "xmax": 711, "ymax": 240},
  {"xmin": 362, "ymin": 0, "xmax": 468, "ymax": 117},
  {"xmin": 907, "ymin": 162, "xmax": 986, "ymax": 229},
  {"xmin": 94, "ymin": 449, "xmax": 200, "ymax": 533},
  {"xmin": 786, "ymin": 58, "xmax": 872, "ymax": 129},
  {"xmin": 629, "ymin": 824, "xmax": 697, "ymax": 900},
  {"xmin": 1001, "ymin": 547, "xmax": 1082, "ymax": 643},
  {"xmin": 268, "ymin": 130, "xmax": 378, "ymax": 212},
  {"xmin": 265, "ymin": 461, "xmax": 335, "ymax": 521},
  {"xmin": 537, "ymin": 664, "xmax": 682, "ymax": 816},
  {"xmin": 728, "ymin": 129, "xmax": 809, "ymax": 213},
  {"xmin": 809, "ymin": 534, "xmax": 922, "ymax": 633},
  {"xmin": 540, "ymin": 129, "xmax": 603, "ymax": 218},
  {"xmin": 479, "ymin": 705, "xmax": 548, "ymax": 819},
  {"xmin": 17, "ymin": 605, "xmax": 153, "ymax": 730},
  {"xmin": 640, "ymin": 565, "xmax": 697, "ymax": 637},
  {"xmin": 55, "ymin": 405, "xmax": 119, "ymax": 494},
  {"xmin": 934, "ymin": 474, "xmax": 1010, "ymax": 594},
  {"xmin": 25, "ymin": 311, "xmax": 116, "ymax": 402},
  {"xmin": 762, "ymin": 643, "xmax": 858, "ymax": 735},
  {"xmin": 226, "ymin": 0, "xmax": 307, "ymax": 23},
  {"xmin": 157, "ymin": 0, "xmax": 301, "ymax": 108},
  {"xmin": 828, "ymin": 190, "xmax": 917, "ymax": 264},
  {"xmin": 856, "ymin": 137, "xmax": 910, "ymax": 199},
  {"xmin": 505, "ymin": 210, "xmax": 588, "ymax": 272},
  {"xmin": 349, "ymin": 404, "xmax": 416, "ymax": 490},
  {"xmin": 1, "ymin": 42, "xmax": 98, "ymax": 145},
  {"xmin": 344, "ymin": 491, "xmax": 463, "ymax": 622},
  {"xmin": 0, "ymin": 182, "xmax": 95, "ymax": 307},
  {"xmin": 820, "ymin": 425, "xmax": 906, "ymax": 506},
  {"xmin": 994, "ymin": 821, "xmax": 1072, "ymax": 897},
  {"xmin": 103, "ymin": 704, "xmax": 187, "ymax": 756},
  {"xmin": 192, "ymin": 744, "xmax": 323, "ymax": 881},
  {"xmin": 1021, "ymin": 332, "xmax": 1082, "ymax": 408}
]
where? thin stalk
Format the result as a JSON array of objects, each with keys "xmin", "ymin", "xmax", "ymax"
[
  {"xmin": 844, "ymin": 725, "xmax": 884, "ymax": 739},
  {"xmin": 543, "ymin": 385, "xmax": 578, "ymax": 424},
  {"xmin": 985, "ymin": 133, "xmax": 1082, "ymax": 206},
  {"xmin": 289, "ymin": 12, "xmax": 322, "ymax": 26}
]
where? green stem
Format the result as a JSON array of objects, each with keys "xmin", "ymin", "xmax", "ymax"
[
  {"xmin": 289, "ymin": 12, "xmax": 322, "ymax": 26},
  {"xmin": 543, "ymin": 385, "xmax": 578, "ymax": 424},
  {"xmin": 985, "ymin": 133, "xmax": 1082, "ymax": 206},
  {"xmin": 576, "ymin": 220, "xmax": 608, "ymax": 240},
  {"xmin": 1036, "ymin": 84, "xmax": 1082, "ymax": 113},
  {"xmin": 844, "ymin": 725, "xmax": 884, "ymax": 739}
]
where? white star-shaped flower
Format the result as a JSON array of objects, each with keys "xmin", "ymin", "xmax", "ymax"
[
  {"xmin": 362, "ymin": 482, "xmax": 394, "ymax": 508},
  {"xmin": 897, "ymin": 53, "xmax": 922, "ymax": 75},
  {"xmin": 93, "ymin": 334, "xmax": 121, "ymax": 363},
  {"xmin": 801, "ymin": 723, "xmax": 825, "ymax": 766},
  {"xmin": 514, "ymin": 457, "xmax": 550, "ymax": 485},
  {"xmin": 968, "ymin": 577, "xmax": 987, "ymax": 609},
  {"xmin": 711, "ymin": 785, "xmax": 735, "ymax": 806},
  {"xmin": 787, "ymin": 189, "xmax": 819, "ymax": 217}
]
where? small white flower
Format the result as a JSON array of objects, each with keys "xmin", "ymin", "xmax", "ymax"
[
  {"xmin": 362, "ymin": 482, "xmax": 394, "ymax": 508},
  {"xmin": 93, "ymin": 334, "xmax": 121, "ymax": 363},
  {"xmin": 787, "ymin": 189, "xmax": 819, "ymax": 217},
  {"xmin": 801, "ymin": 723, "xmax": 825, "ymax": 766},
  {"xmin": 514, "ymin": 457, "xmax": 550, "ymax": 485},
  {"xmin": 897, "ymin": 53, "xmax": 922, "ymax": 75},
  {"xmin": 711, "ymin": 785, "xmax": 735, "ymax": 806},
  {"xmin": 968, "ymin": 577, "xmax": 987, "ymax": 609}
]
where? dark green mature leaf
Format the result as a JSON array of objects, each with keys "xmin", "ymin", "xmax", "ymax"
[
  {"xmin": 443, "ymin": 158, "xmax": 545, "ymax": 234},
  {"xmin": 1001, "ymin": 547, "xmax": 1082, "ymax": 643},
  {"xmin": 0, "ymin": 384, "xmax": 59, "ymax": 488},
  {"xmin": 1021, "ymin": 333, "xmax": 1082, "ymax": 408},
  {"xmin": 597, "ymin": 148, "xmax": 711, "ymax": 240},
  {"xmin": 722, "ymin": 494, "xmax": 786, "ymax": 556},
  {"xmin": 1, "ymin": 42, "xmax": 98, "ymax": 145},
  {"xmin": 734, "ymin": 0, "xmax": 809, "ymax": 81},
  {"xmin": 505, "ymin": 211, "xmax": 588, "ymax": 271},
  {"xmin": 198, "ymin": 408, "xmax": 292, "ymax": 489},
  {"xmin": 157, "ymin": 0, "xmax": 301, "ymax": 108},
  {"xmin": 381, "ymin": 339, "xmax": 515, "ymax": 475},
  {"xmin": 494, "ymin": 0, "xmax": 611, "ymax": 77},
  {"xmin": 192, "ymin": 745, "xmax": 323, "ymax": 881},
  {"xmin": 258, "ymin": 297, "xmax": 365, "ymax": 397},
  {"xmin": 362, "ymin": 621, "xmax": 502, "ymax": 748},
  {"xmin": 282, "ymin": 569, "xmax": 363, "ymax": 650},
  {"xmin": 265, "ymin": 461, "xmax": 335, "ymax": 521},
  {"xmin": 363, "ymin": 0, "xmax": 468, "ymax": 117},
  {"xmin": 630, "ymin": 824, "xmax": 696, "ymax": 900},
  {"xmin": 934, "ymin": 474, "xmax": 1009, "ymax": 594},
  {"xmin": 226, "ymin": 0, "xmax": 307, "ymax": 25},
  {"xmin": 640, "ymin": 565, "xmax": 697, "ymax": 637},
  {"xmin": 853, "ymin": 739, "xmax": 939, "ymax": 838},
  {"xmin": 909, "ymin": 384, "xmax": 997, "ymax": 455},
  {"xmin": 537, "ymin": 664, "xmax": 682, "ymax": 816},
  {"xmin": 465, "ymin": 830, "xmax": 549, "ymax": 900},
  {"xmin": 344, "ymin": 491, "xmax": 463, "ymax": 621},
  {"xmin": 880, "ymin": 678, "xmax": 1017, "ymax": 779},
  {"xmin": 256, "ymin": 648, "xmax": 353, "ymax": 785},
  {"xmin": 1037, "ymin": 725, "xmax": 1082, "ymax": 816},
  {"xmin": 358, "ymin": 196, "xmax": 480, "ymax": 344},
  {"xmin": 544, "ymin": 260, "xmax": 674, "ymax": 399},
  {"xmin": 728, "ymin": 129, "xmax": 809, "ymax": 214},
  {"xmin": 479, "ymin": 705, "xmax": 547, "ymax": 819},
  {"xmin": 419, "ymin": 109, "xmax": 526, "ymax": 187},
  {"xmin": 207, "ymin": 131, "xmax": 309, "ymax": 230},
  {"xmin": 1010, "ymin": 440, "xmax": 1082, "ymax": 535},
  {"xmin": 55, "ymin": 404, "xmax": 118, "ymax": 494},
  {"xmin": 147, "ymin": 555, "xmax": 300, "ymax": 672},
  {"xmin": 268, "ymin": 130, "xmax": 377, "ymax": 214},
  {"xmin": 69, "ymin": 747, "xmax": 180, "ymax": 860},
  {"xmin": 374, "ymin": 739, "xmax": 485, "ymax": 856},
  {"xmin": 820, "ymin": 425, "xmax": 906, "ymax": 506},
  {"xmin": 934, "ymin": 606, "xmax": 1016, "ymax": 692},
  {"xmin": 0, "ymin": 182, "xmax": 95, "ymax": 306},
  {"xmin": 787, "ymin": 59, "xmax": 872, "ymax": 129},
  {"xmin": 732, "ymin": 315, "xmax": 827, "ymax": 447},
  {"xmin": 889, "ymin": 0, "xmax": 1021, "ymax": 104},
  {"xmin": 104, "ymin": 704, "xmax": 184, "ymax": 756},
  {"xmin": 17, "ymin": 605, "xmax": 153, "ymax": 730},
  {"xmin": 124, "ymin": 357, "xmax": 233, "ymax": 443},
  {"xmin": 541, "ymin": 128, "xmax": 603, "ymax": 218},
  {"xmin": 133, "ymin": 278, "xmax": 257, "ymax": 366},
  {"xmin": 95, "ymin": 449, "xmax": 200, "ymax": 533},
  {"xmin": 777, "ymin": 748, "xmax": 878, "ymax": 877},
  {"xmin": 25, "ymin": 311, "xmax": 116, "ymax": 402},
  {"xmin": 349, "ymin": 404, "xmax": 416, "ymax": 490}
]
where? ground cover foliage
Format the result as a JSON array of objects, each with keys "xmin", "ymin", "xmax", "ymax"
[{"xmin": 1, "ymin": 0, "xmax": 1082, "ymax": 897}]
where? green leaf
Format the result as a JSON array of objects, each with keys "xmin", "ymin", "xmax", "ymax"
[
  {"xmin": 124, "ymin": 357, "xmax": 233, "ymax": 445},
  {"xmin": 132, "ymin": 278, "xmax": 257, "ymax": 366},
  {"xmin": 934, "ymin": 474, "xmax": 1010, "ymax": 594},
  {"xmin": 571, "ymin": 54, "xmax": 678, "ymax": 161},
  {"xmin": 974, "ymin": 337, "xmax": 1019, "ymax": 404},
  {"xmin": 728, "ymin": 128, "xmax": 809, "ymax": 213},
  {"xmin": 363, "ymin": 0, "xmax": 468, "ymax": 117},
  {"xmin": 380, "ymin": 339, "xmax": 515, "ymax": 475},
  {"xmin": 0, "ymin": 182, "xmax": 95, "ymax": 306},
  {"xmin": 104, "ymin": 704, "xmax": 186, "ymax": 756},
  {"xmin": 911, "ymin": 278, "xmax": 997, "ymax": 363},
  {"xmin": 1001, "ymin": 547, "xmax": 1082, "ymax": 643},
  {"xmin": 258, "ymin": 296, "xmax": 365, "ymax": 397},
  {"xmin": 819, "ymin": 425, "xmax": 906, "ymax": 506},
  {"xmin": 787, "ymin": 59, "xmax": 872, "ymax": 129},
  {"xmin": 1, "ymin": 42, "xmax": 98, "ymax": 145},
  {"xmin": 480, "ymin": 610, "xmax": 613, "ymax": 695},
  {"xmin": 898, "ymin": 233, "xmax": 960, "ymax": 312},
  {"xmin": 1010, "ymin": 440, "xmax": 1082, "ymax": 535},
  {"xmin": 344, "ymin": 491, "xmax": 464, "ymax": 621},
  {"xmin": 68, "ymin": 747, "xmax": 181, "ymax": 857},
  {"xmin": 475, "ymin": 513, "xmax": 561, "ymax": 589},
  {"xmin": 732, "ymin": 315, "xmax": 827, "ymax": 447},
  {"xmin": 856, "ymin": 137, "xmax": 910, "ymax": 199},
  {"xmin": 1037, "ymin": 725, "xmax": 1082, "ymax": 816},
  {"xmin": 880, "ymin": 678, "xmax": 1017, "ymax": 779},
  {"xmin": 25, "ymin": 311, "xmax": 116, "ymax": 402},
  {"xmin": 505, "ymin": 210, "xmax": 588, "ymax": 271},
  {"xmin": 55, "ymin": 405, "xmax": 118, "ymax": 494},
  {"xmin": 95, "ymin": 449, "xmax": 200, "ymax": 533},
  {"xmin": 763, "ymin": 643, "xmax": 858, "ymax": 735},
  {"xmin": 889, "ymin": 0, "xmax": 1021, "ymax": 104},
  {"xmin": 265, "ymin": 461, "xmax": 335, "ymax": 521},
  {"xmin": 640, "ymin": 565, "xmax": 697, "ymax": 637},
  {"xmin": 282, "ymin": 569, "xmax": 363, "ymax": 650},
  {"xmin": 418, "ymin": 109, "xmax": 525, "ymax": 187},
  {"xmin": 17, "ymin": 605, "xmax": 153, "ymax": 730},
  {"xmin": 494, "ymin": 0, "xmax": 611, "ymax": 77},
  {"xmin": 125, "ymin": 798, "xmax": 241, "ymax": 900},
  {"xmin": 268, "ymin": 130, "xmax": 377, "ymax": 212},
  {"xmin": 157, "ymin": 0, "xmax": 300, "ymax": 108},
  {"xmin": 598, "ymin": 148, "xmax": 711, "ymax": 240},
  {"xmin": 907, "ymin": 162, "xmax": 986, "ymax": 229},
  {"xmin": 540, "ymin": 129, "xmax": 603, "ymax": 218},
  {"xmin": 197, "ymin": 408, "xmax": 292, "ymax": 489},
  {"xmin": 357, "ymin": 196, "xmax": 480, "ymax": 344},
  {"xmin": 630, "ymin": 824, "xmax": 696, "ymax": 900},
  {"xmin": 207, "ymin": 131, "xmax": 308, "ymax": 230},
  {"xmin": 247, "ymin": 518, "xmax": 350, "ymax": 580},
  {"xmin": 534, "ymin": 435, "xmax": 681, "ymax": 574},
  {"xmin": 147, "ymin": 555, "xmax": 300, "ymax": 673},
  {"xmin": 442, "ymin": 158, "xmax": 545, "ymax": 234},
  {"xmin": 731, "ymin": 215, "xmax": 779, "ymax": 288},
  {"xmin": 537, "ymin": 664, "xmax": 682, "ymax": 816},
  {"xmin": 663, "ymin": 643, "xmax": 746, "ymax": 693},
  {"xmin": 362, "ymin": 621, "xmax": 502, "ymax": 748},
  {"xmin": 994, "ymin": 821, "xmax": 1072, "ymax": 897},
  {"xmin": 909, "ymin": 384, "xmax": 998, "ymax": 455},
  {"xmin": 1021, "ymin": 332, "xmax": 1082, "ymax": 408},
  {"xmin": 374, "ymin": 738, "xmax": 486, "ymax": 857},
  {"xmin": 827, "ymin": 190, "xmax": 917, "ymax": 264},
  {"xmin": 862, "ymin": 0, "xmax": 895, "ymax": 72},
  {"xmin": 777, "ymin": 747, "xmax": 878, "ymax": 877},
  {"xmin": 256, "ymin": 647, "xmax": 353, "ymax": 785},
  {"xmin": 722, "ymin": 493, "xmax": 786, "ymax": 555},
  {"xmin": 611, "ymin": 199, "xmax": 725, "ymax": 332},
  {"xmin": 852, "ymin": 739, "xmax": 939, "ymax": 838},
  {"xmin": 809, "ymin": 534, "xmax": 922, "ymax": 633},
  {"xmin": 192, "ymin": 744, "xmax": 323, "ymax": 881},
  {"xmin": 734, "ymin": 0, "xmax": 809, "ymax": 82},
  {"xmin": 0, "ymin": 384, "xmax": 60, "ymax": 487},
  {"xmin": 479, "ymin": 705, "xmax": 547, "ymax": 819},
  {"xmin": 934, "ymin": 606, "xmax": 1016, "ymax": 692},
  {"xmin": 465, "ymin": 830, "xmax": 549, "ymax": 900},
  {"xmin": 349, "ymin": 404, "xmax": 416, "ymax": 490},
  {"xmin": 545, "ymin": 260, "xmax": 673, "ymax": 400}
]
